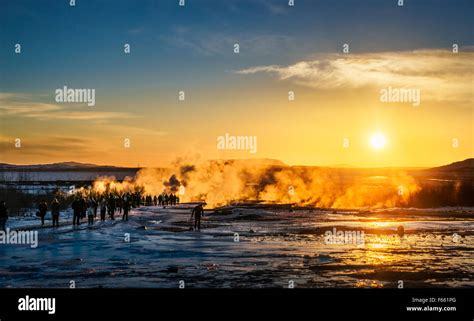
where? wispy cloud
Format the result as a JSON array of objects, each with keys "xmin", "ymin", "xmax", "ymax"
[
  {"xmin": 0, "ymin": 102, "xmax": 62, "ymax": 116},
  {"xmin": 237, "ymin": 49, "xmax": 474, "ymax": 102},
  {"xmin": 228, "ymin": 0, "xmax": 289, "ymax": 15},
  {"xmin": 0, "ymin": 135, "xmax": 99, "ymax": 158},
  {"xmin": 0, "ymin": 93, "xmax": 136, "ymax": 121},
  {"xmin": 257, "ymin": 0, "xmax": 289, "ymax": 15},
  {"xmin": 30, "ymin": 111, "xmax": 132, "ymax": 121},
  {"xmin": 162, "ymin": 28, "xmax": 295, "ymax": 56},
  {"xmin": 99, "ymin": 124, "xmax": 169, "ymax": 138}
]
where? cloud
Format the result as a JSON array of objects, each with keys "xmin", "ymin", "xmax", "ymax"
[
  {"xmin": 162, "ymin": 29, "xmax": 295, "ymax": 57},
  {"xmin": 0, "ymin": 102, "xmax": 62, "ymax": 116},
  {"xmin": 0, "ymin": 93, "xmax": 136, "ymax": 121},
  {"xmin": 99, "ymin": 124, "xmax": 169, "ymax": 138},
  {"xmin": 0, "ymin": 135, "xmax": 97, "ymax": 158},
  {"xmin": 0, "ymin": 93, "xmax": 32, "ymax": 100},
  {"xmin": 31, "ymin": 111, "xmax": 132, "ymax": 121},
  {"xmin": 237, "ymin": 49, "xmax": 474, "ymax": 102},
  {"xmin": 256, "ymin": 0, "xmax": 288, "ymax": 15},
  {"xmin": 228, "ymin": 0, "xmax": 289, "ymax": 15}
]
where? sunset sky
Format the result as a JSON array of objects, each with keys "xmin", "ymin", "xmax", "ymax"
[{"xmin": 0, "ymin": 0, "xmax": 473, "ymax": 168}]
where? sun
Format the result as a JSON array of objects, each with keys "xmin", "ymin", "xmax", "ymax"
[{"xmin": 370, "ymin": 133, "xmax": 386, "ymax": 150}]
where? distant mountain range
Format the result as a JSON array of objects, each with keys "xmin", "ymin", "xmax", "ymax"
[
  {"xmin": 0, "ymin": 162, "xmax": 138, "ymax": 171},
  {"xmin": 0, "ymin": 159, "xmax": 472, "ymax": 183},
  {"xmin": 0, "ymin": 159, "xmax": 288, "ymax": 171},
  {"xmin": 426, "ymin": 158, "xmax": 474, "ymax": 172},
  {"xmin": 0, "ymin": 158, "xmax": 472, "ymax": 171}
]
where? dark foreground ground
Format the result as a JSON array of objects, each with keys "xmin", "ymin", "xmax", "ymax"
[{"xmin": 0, "ymin": 204, "xmax": 473, "ymax": 288}]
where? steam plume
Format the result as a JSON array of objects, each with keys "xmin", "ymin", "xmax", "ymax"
[{"xmin": 86, "ymin": 159, "xmax": 421, "ymax": 209}]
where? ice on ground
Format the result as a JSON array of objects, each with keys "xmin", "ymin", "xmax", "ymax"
[{"xmin": 0, "ymin": 205, "xmax": 473, "ymax": 288}]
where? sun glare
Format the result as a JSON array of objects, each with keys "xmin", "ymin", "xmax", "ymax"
[{"xmin": 370, "ymin": 133, "xmax": 386, "ymax": 150}]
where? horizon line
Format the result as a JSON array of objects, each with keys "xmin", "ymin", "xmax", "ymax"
[{"xmin": 1, "ymin": 158, "xmax": 472, "ymax": 170}]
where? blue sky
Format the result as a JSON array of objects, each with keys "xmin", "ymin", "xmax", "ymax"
[
  {"xmin": 1, "ymin": 0, "xmax": 473, "ymax": 94},
  {"xmin": 0, "ymin": 0, "xmax": 472, "ymax": 167}
]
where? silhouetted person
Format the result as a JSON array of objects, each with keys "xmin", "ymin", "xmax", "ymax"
[
  {"xmin": 123, "ymin": 197, "xmax": 130, "ymax": 221},
  {"xmin": 79, "ymin": 197, "xmax": 86, "ymax": 219},
  {"xmin": 87, "ymin": 203, "xmax": 94, "ymax": 225},
  {"xmin": 158, "ymin": 194, "xmax": 163, "ymax": 206},
  {"xmin": 130, "ymin": 193, "xmax": 136, "ymax": 208},
  {"xmin": 170, "ymin": 194, "xmax": 176, "ymax": 206},
  {"xmin": 92, "ymin": 199, "xmax": 98, "ymax": 218},
  {"xmin": 51, "ymin": 198, "xmax": 60, "ymax": 228},
  {"xmin": 0, "ymin": 201, "xmax": 8, "ymax": 232},
  {"xmin": 153, "ymin": 195, "xmax": 157, "ymax": 206},
  {"xmin": 100, "ymin": 199, "xmax": 107, "ymax": 221},
  {"xmin": 136, "ymin": 192, "xmax": 142, "ymax": 207},
  {"xmin": 116, "ymin": 196, "xmax": 123, "ymax": 214},
  {"xmin": 191, "ymin": 203, "xmax": 204, "ymax": 231},
  {"xmin": 38, "ymin": 200, "xmax": 48, "ymax": 226},
  {"xmin": 72, "ymin": 197, "xmax": 82, "ymax": 226},
  {"xmin": 108, "ymin": 197, "xmax": 116, "ymax": 220}
]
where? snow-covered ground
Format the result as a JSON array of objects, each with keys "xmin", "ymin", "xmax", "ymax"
[{"xmin": 0, "ymin": 205, "xmax": 473, "ymax": 288}]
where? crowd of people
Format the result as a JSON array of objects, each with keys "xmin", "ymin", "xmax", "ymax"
[
  {"xmin": 147, "ymin": 193, "xmax": 180, "ymax": 207},
  {"xmin": 0, "ymin": 192, "xmax": 182, "ymax": 231},
  {"xmin": 66, "ymin": 192, "xmax": 180, "ymax": 227}
]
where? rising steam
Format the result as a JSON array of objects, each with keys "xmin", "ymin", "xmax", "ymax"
[{"xmin": 83, "ymin": 158, "xmax": 421, "ymax": 209}]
